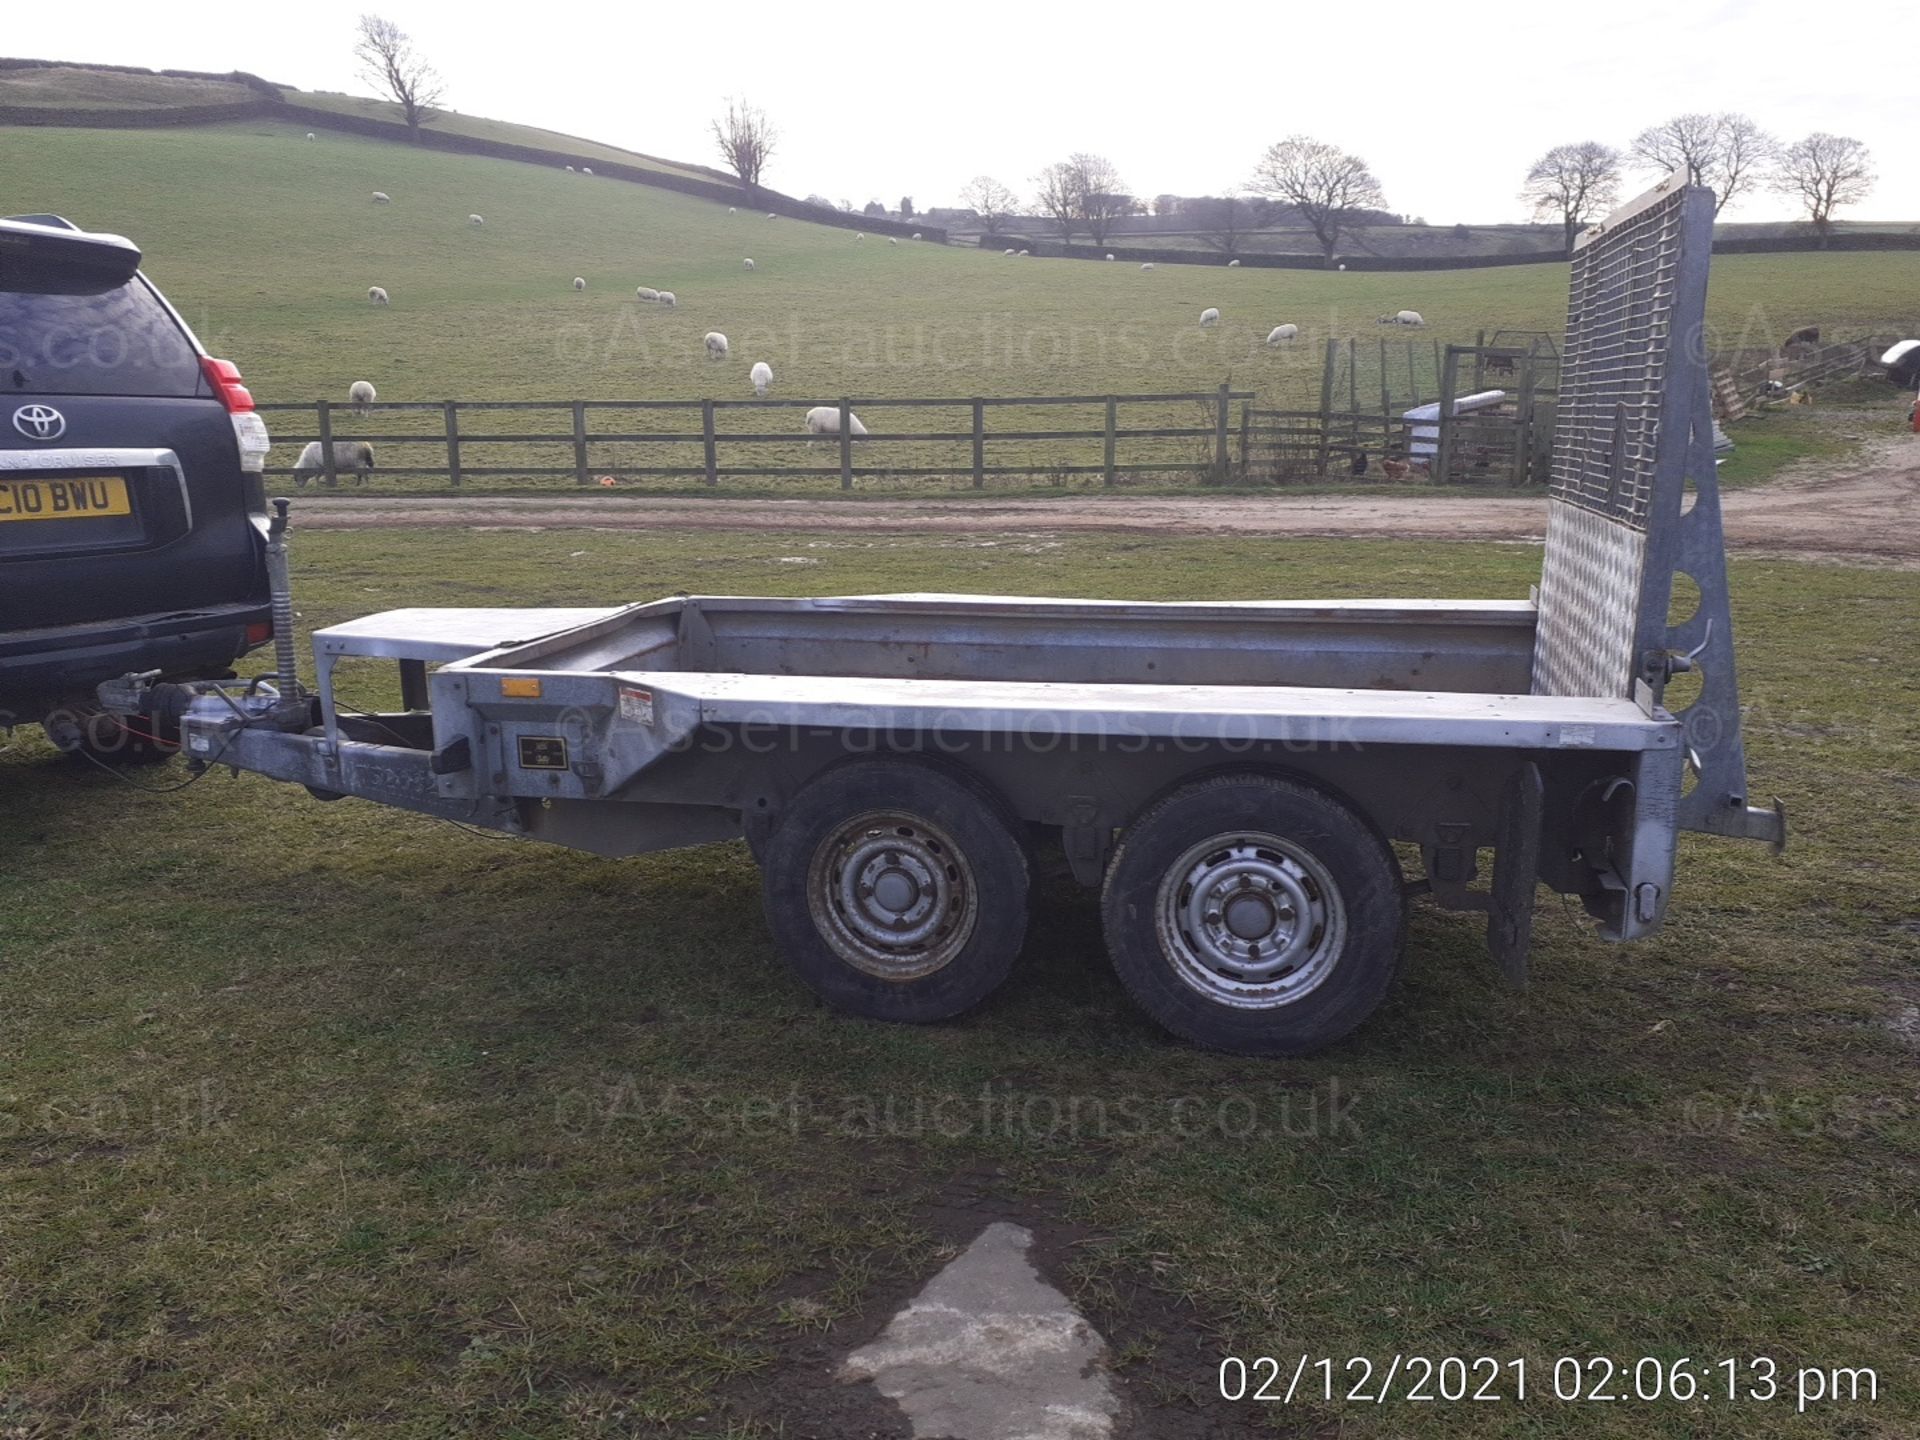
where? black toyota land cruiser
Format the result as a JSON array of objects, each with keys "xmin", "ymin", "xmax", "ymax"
[{"xmin": 1, "ymin": 214, "xmax": 274, "ymax": 761}]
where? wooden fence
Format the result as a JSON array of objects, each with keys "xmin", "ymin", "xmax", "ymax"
[{"xmin": 256, "ymin": 388, "xmax": 1253, "ymax": 491}]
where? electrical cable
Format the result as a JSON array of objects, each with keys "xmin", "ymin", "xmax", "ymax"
[{"xmin": 68, "ymin": 721, "xmax": 245, "ymax": 795}]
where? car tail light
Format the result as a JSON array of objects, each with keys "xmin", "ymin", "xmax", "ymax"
[
  {"xmin": 244, "ymin": 620, "xmax": 274, "ymax": 647},
  {"xmin": 200, "ymin": 356, "xmax": 255, "ymax": 411},
  {"xmin": 201, "ymin": 356, "xmax": 271, "ymax": 474}
]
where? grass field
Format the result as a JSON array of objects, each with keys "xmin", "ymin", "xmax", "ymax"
[
  {"xmin": 1, "ymin": 526, "xmax": 1915, "ymax": 1437},
  {"xmin": 4, "ymin": 120, "xmax": 1917, "ymax": 492}
]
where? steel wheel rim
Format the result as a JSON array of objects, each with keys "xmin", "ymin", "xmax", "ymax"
[
  {"xmin": 1155, "ymin": 831, "xmax": 1346, "ymax": 1008},
  {"xmin": 807, "ymin": 809, "xmax": 979, "ymax": 980}
]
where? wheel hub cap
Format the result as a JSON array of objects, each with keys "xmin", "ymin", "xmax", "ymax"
[
  {"xmin": 850, "ymin": 848, "xmax": 939, "ymax": 940},
  {"xmin": 1223, "ymin": 892, "xmax": 1278, "ymax": 941}
]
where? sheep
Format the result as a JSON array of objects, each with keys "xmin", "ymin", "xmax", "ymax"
[
  {"xmin": 750, "ymin": 361, "xmax": 773, "ymax": 397},
  {"xmin": 1018, "ymin": 249, "xmax": 1030, "ymax": 256},
  {"xmin": 581, "ymin": 166, "xmax": 593, "ymax": 175},
  {"xmin": 1378, "ymin": 310, "xmax": 1425, "ymax": 326},
  {"xmin": 1140, "ymin": 263, "xmax": 1154, "ymax": 271},
  {"xmin": 1004, "ymin": 248, "xmax": 1015, "ymax": 256},
  {"xmin": 293, "ymin": 440, "xmax": 376, "ymax": 488},
  {"xmin": 767, "ymin": 212, "xmax": 777, "ymax": 220},
  {"xmin": 565, "ymin": 165, "xmax": 576, "ymax": 172},
  {"xmin": 1106, "ymin": 253, "xmax": 1115, "ymax": 261},
  {"xmin": 573, "ymin": 277, "xmax": 587, "ymax": 291},
  {"xmin": 348, "ymin": 380, "xmax": 377, "ymax": 416},
  {"xmin": 1228, "ymin": 258, "xmax": 1241, "ymax": 267},
  {"xmin": 855, "ymin": 233, "xmax": 865, "ymax": 242},
  {"xmin": 1337, "ymin": 263, "xmax": 1347, "ymax": 272},
  {"xmin": 805, "ymin": 405, "xmax": 868, "ymax": 438},
  {"xmin": 635, "ymin": 286, "xmax": 660, "ymax": 302},
  {"xmin": 889, "ymin": 236, "xmax": 898, "ymax": 245},
  {"xmin": 657, "ymin": 291, "xmax": 676, "ymax": 307},
  {"xmin": 371, "ymin": 191, "xmax": 391, "ymax": 204},
  {"xmin": 468, "ymin": 213, "xmax": 484, "ymax": 226},
  {"xmin": 368, "ymin": 286, "xmax": 390, "ymax": 306},
  {"xmin": 305, "ymin": 132, "xmax": 316, "ymax": 141},
  {"xmin": 729, "ymin": 206, "xmax": 737, "ymax": 214},
  {"xmin": 912, "ymin": 232, "xmax": 922, "ymax": 240},
  {"xmin": 1199, "ymin": 307, "xmax": 1221, "ymax": 327},
  {"xmin": 1266, "ymin": 324, "xmax": 1299, "ymax": 345},
  {"xmin": 743, "ymin": 258, "xmax": 755, "ymax": 270},
  {"xmin": 704, "ymin": 332, "xmax": 729, "ymax": 360}
]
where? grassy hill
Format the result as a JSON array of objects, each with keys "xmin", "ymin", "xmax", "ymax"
[
  {"xmin": 0, "ymin": 64, "xmax": 723, "ymax": 182},
  {"xmin": 286, "ymin": 90, "xmax": 729, "ymax": 185},
  {"xmin": 0, "ymin": 63, "xmax": 261, "ymax": 110},
  {"xmin": 4, "ymin": 120, "xmax": 1917, "ymax": 489}
]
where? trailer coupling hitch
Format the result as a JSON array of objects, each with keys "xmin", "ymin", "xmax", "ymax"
[{"xmin": 95, "ymin": 671, "xmax": 318, "ymax": 757}]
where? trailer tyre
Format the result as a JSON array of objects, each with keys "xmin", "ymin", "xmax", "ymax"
[
  {"xmin": 1102, "ymin": 773, "xmax": 1402, "ymax": 1056},
  {"xmin": 762, "ymin": 759, "xmax": 1030, "ymax": 1024}
]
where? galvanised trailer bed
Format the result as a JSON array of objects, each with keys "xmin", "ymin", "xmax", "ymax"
[{"xmin": 101, "ymin": 176, "xmax": 1783, "ymax": 1055}]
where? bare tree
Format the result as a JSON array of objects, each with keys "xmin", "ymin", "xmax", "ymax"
[
  {"xmin": 1774, "ymin": 133, "xmax": 1875, "ymax": 243},
  {"xmin": 353, "ymin": 14, "xmax": 443, "ymax": 138},
  {"xmin": 959, "ymin": 175, "xmax": 1018, "ymax": 236},
  {"xmin": 1249, "ymin": 136, "xmax": 1386, "ymax": 265},
  {"xmin": 1632, "ymin": 111, "xmax": 1718, "ymax": 186},
  {"xmin": 1520, "ymin": 141, "xmax": 1623, "ymax": 252},
  {"xmin": 1069, "ymin": 153, "xmax": 1133, "ymax": 246},
  {"xmin": 712, "ymin": 98, "xmax": 777, "ymax": 193},
  {"xmin": 1189, "ymin": 194, "xmax": 1254, "ymax": 257},
  {"xmin": 1033, "ymin": 161, "xmax": 1082, "ymax": 243},
  {"xmin": 1714, "ymin": 115, "xmax": 1776, "ymax": 215},
  {"xmin": 1632, "ymin": 112, "xmax": 1776, "ymax": 216}
]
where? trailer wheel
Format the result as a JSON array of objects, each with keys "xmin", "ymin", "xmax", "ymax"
[
  {"xmin": 1102, "ymin": 773, "xmax": 1403, "ymax": 1056},
  {"xmin": 761, "ymin": 759, "xmax": 1030, "ymax": 1023}
]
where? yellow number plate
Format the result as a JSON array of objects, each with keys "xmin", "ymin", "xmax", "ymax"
[{"xmin": 0, "ymin": 475, "xmax": 133, "ymax": 523}]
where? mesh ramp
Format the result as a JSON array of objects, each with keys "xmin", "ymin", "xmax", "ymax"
[{"xmin": 1531, "ymin": 175, "xmax": 1782, "ymax": 844}]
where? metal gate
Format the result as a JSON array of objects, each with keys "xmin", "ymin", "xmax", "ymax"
[
  {"xmin": 1428, "ymin": 337, "xmax": 1560, "ymax": 486},
  {"xmin": 1530, "ymin": 174, "xmax": 1782, "ymax": 845}
]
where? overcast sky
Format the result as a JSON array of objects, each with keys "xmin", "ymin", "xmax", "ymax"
[{"xmin": 11, "ymin": 0, "xmax": 1910, "ymax": 223}]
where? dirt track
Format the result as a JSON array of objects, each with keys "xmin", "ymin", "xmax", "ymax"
[{"xmin": 294, "ymin": 434, "xmax": 1920, "ymax": 566}]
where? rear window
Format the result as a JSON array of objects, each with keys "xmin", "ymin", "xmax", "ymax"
[{"xmin": 0, "ymin": 280, "xmax": 203, "ymax": 398}]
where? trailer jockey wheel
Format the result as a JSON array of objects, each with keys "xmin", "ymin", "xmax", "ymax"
[
  {"xmin": 45, "ymin": 705, "xmax": 178, "ymax": 767},
  {"xmin": 1102, "ymin": 773, "xmax": 1404, "ymax": 1056},
  {"xmin": 761, "ymin": 758, "xmax": 1031, "ymax": 1023}
]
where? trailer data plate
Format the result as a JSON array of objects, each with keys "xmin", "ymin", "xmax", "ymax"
[{"xmin": 516, "ymin": 735, "xmax": 569, "ymax": 770}]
